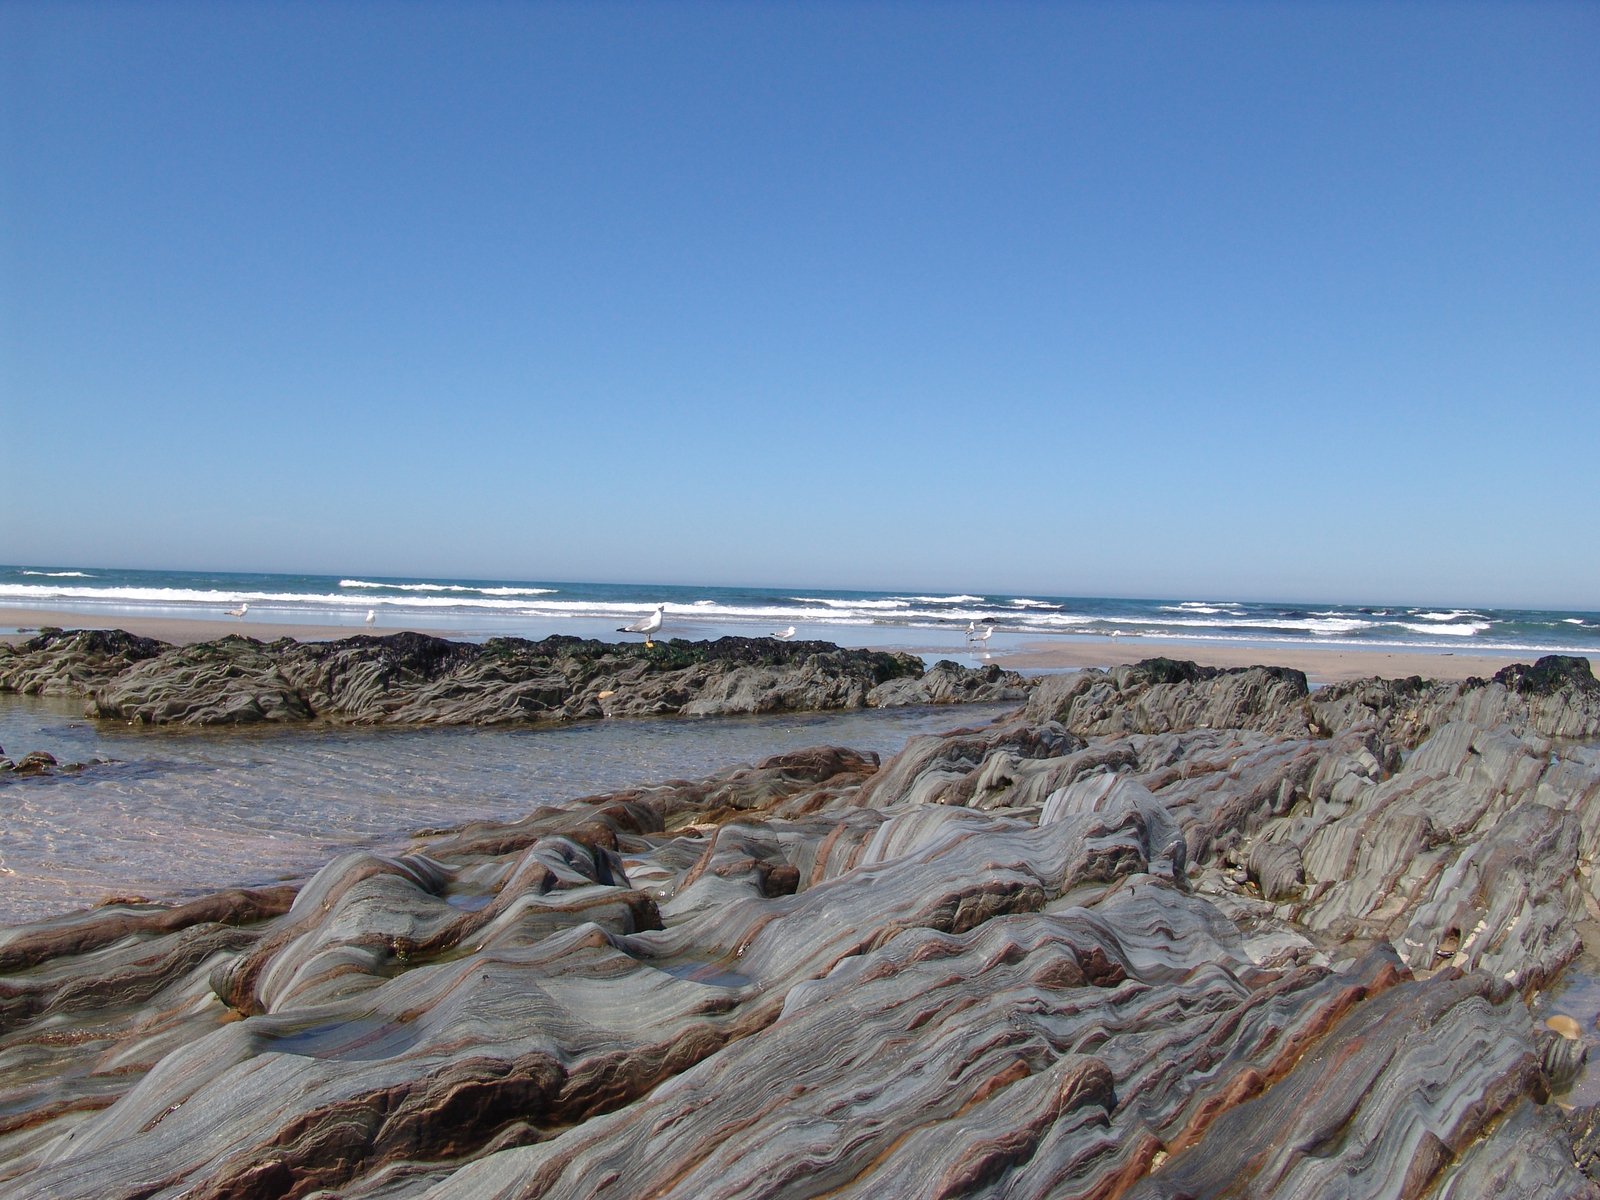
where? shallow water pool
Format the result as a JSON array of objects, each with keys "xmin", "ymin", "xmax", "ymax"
[{"xmin": 0, "ymin": 694, "xmax": 1015, "ymax": 926}]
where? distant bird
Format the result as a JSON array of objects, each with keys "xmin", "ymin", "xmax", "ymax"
[
  {"xmin": 966, "ymin": 620, "xmax": 995, "ymax": 658},
  {"xmin": 225, "ymin": 602, "xmax": 249, "ymax": 618},
  {"xmin": 772, "ymin": 626, "xmax": 796, "ymax": 640},
  {"xmin": 364, "ymin": 609, "xmax": 376, "ymax": 626},
  {"xmin": 619, "ymin": 604, "xmax": 665, "ymax": 647}
]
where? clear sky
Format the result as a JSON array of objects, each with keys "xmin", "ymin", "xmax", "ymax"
[{"xmin": 2, "ymin": 1, "xmax": 1595, "ymax": 608}]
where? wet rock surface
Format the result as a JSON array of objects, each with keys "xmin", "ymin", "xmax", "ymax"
[
  {"xmin": 2, "ymin": 655, "xmax": 1599, "ymax": 1196},
  {"xmin": 0, "ymin": 630, "xmax": 1027, "ymax": 726},
  {"xmin": 0, "ymin": 745, "xmax": 87, "ymax": 779}
]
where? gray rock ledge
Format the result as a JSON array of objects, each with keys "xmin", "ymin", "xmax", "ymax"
[{"xmin": 0, "ymin": 629, "xmax": 1030, "ymax": 726}]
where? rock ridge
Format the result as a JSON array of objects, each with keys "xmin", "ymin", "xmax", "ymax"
[{"xmin": 0, "ymin": 629, "xmax": 1029, "ymax": 727}]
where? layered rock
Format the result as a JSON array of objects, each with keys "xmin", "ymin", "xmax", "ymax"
[
  {"xmin": 0, "ymin": 630, "xmax": 1027, "ymax": 726},
  {"xmin": 1, "ymin": 655, "xmax": 1599, "ymax": 1197},
  {"xmin": 0, "ymin": 627, "xmax": 167, "ymax": 695}
]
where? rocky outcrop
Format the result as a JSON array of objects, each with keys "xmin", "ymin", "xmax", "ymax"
[
  {"xmin": 1310, "ymin": 654, "xmax": 1600, "ymax": 746},
  {"xmin": 1025, "ymin": 653, "xmax": 1600, "ymax": 748},
  {"xmin": 1024, "ymin": 657, "xmax": 1318, "ymax": 737},
  {"xmin": 0, "ymin": 630, "xmax": 1028, "ymax": 726},
  {"xmin": 3, "ymin": 655, "xmax": 1600, "ymax": 1196},
  {"xmin": 866, "ymin": 659, "xmax": 1030, "ymax": 708},
  {"xmin": 0, "ymin": 627, "xmax": 167, "ymax": 696}
]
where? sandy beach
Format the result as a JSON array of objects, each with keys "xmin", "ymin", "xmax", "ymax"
[{"xmin": 1, "ymin": 604, "xmax": 1574, "ymax": 685}]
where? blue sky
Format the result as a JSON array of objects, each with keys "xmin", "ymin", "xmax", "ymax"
[{"xmin": 2, "ymin": 1, "xmax": 1595, "ymax": 608}]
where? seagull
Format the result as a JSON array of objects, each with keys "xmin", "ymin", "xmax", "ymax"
[
  {"xmin": 772, "ymin": 626, "xmax": 796, "ymax": 640},
  {"xmin": 225, "ymin": 602, "xmax": 249, "ymax": 618},
  {"xmin": 364, "ymin": 609, "xmax": 376, "ymax": 626},
  {"xmin": 619, "ymin": 604, "xmax": 665, "ymax": 647},
  {"xmin": 966, "ymin": 620, "xmax": 993, "ymax": 646}
]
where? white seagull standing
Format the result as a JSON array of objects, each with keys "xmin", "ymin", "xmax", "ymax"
[
  {"xmin": 225, "ymin": 602, "xmax": 249, "ymax": 618},
  {"xmin": 966, "ymin": 619, "xmax": 994, "ymax": 648},
  {"xmin": 619, "ymin": 604, "xmax": 665, "ymax": 647},
  {"xmin": 364, "ymin": 609, "xmax": 376, "ymax": 627},
  {"xmin": 772, "ymin": 626, "xmax": 796, "ymax": 640}
]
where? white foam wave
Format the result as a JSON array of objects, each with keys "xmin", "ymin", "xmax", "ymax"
[
  {"xmin": 0, "ymin": 583, "xmax": 566, "ymax": 614},
  {"xmin": 341, "ymin": 579, "xmax": 474, "ymax": 592},
  {"xmin": 891, "ymin": 594, "xmax": 987, "ymax": 605},
  {"xmin": 792, "ymin": 597, "xmax": 910, "ymax": 611},
  {"xmin": 1396, "ymin": 621, "xmax": 1491, "ymax": 637},
  {"xmin": 19, "ymin": 570, "xmax": 94, "ymax": 578},
  {"xmin": 1031, "ymin": 613, "xmax": 1100, "ymax": 628},
  {"xmin": 1009, "ymin": 599, "xmax": 1060, "ymax": 609},
  {"xmin": 339, "ymin": 579, "xmax": 556, "ymax": 597},
  {"xmin": 1079, "ymin": 612, "xmax": 1375, "ymax": 637},
  {"xmin": 1412, "ymin": 610, "xmax": 1488, "ymax": 623}
]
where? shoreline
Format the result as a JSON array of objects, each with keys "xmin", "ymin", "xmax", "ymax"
[{"xmin": 1, "ymin": 605, "xmax": 1577, "ymax": 686}]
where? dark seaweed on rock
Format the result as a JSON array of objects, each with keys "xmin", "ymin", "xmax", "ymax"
[
  {"xmin": 2, "ymin": 654, "xmax": 1600, "ymax": 1196},
  {"xmin": 1495, "ymin": 654, "xmax": 1600, "ymax": 698}
]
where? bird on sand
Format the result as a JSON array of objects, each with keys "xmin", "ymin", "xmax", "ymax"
[
  {"xmin": 225, "ymin": 602, "xmax": 249, "ymax": 618},
  {"xmin": 966, "ymin": 619, "xmax": 994, "ymax": 647},
  {"xmin": 619, "ymin": 605, "xmax": 665, "ymax": 647},
  {"xmin": 772, "ymin": 626, "xmax": 796, "ymax": 640},
  {"xmin": 364, "ymin": 609, "xmax": 376, "ymax": 626}
]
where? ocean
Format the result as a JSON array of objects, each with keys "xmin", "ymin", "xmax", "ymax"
[{"xmin": 3, "ymin": 564, "xmax": 1597, "ymax": 658}]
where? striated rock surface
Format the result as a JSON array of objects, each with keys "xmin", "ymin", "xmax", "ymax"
[
  {"xmin": 0, "ymin": 627, "xmax": 168, "ymax": 696},
  {"xmin": 2, "ymin": 655, "xmax": 1600, "ymax": 1196},
  {"xmin": 1309, "ymin": 653, "xmax": 1600, "ymax": 746},
  {"xmin": 0, "ymin": 630, "xmax": 1027, "ymax": 727}
]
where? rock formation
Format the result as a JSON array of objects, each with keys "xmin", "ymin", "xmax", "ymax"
[
  {"xmin": 1, "ymin": 655, "xmax": 1599, "ymax": 1197},
  {"xmin": 0, "ymin": 630, "xmax": 1029, "ymax": 727}
]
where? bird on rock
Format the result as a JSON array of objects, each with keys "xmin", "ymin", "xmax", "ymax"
[{"xmin": 620, "ymin": 605, "xmax": 665, "ymax": 647}]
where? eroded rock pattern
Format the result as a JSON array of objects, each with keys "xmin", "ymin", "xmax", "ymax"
[
  {"xmin": 0, "ymin": 630, "xmax": 1028, "ymax": 726},
  {"xmin": 2, "ymin": 656, "xmax": 1600, "ymax": 1197}
]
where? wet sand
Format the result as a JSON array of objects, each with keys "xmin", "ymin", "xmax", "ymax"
[{"xmin": 0, "ymin": 605, "xmax": 1575, "ymax": 685}]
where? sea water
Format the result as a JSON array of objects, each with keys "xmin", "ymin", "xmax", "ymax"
[
  {"xmin": 3, "ymin": 564, "xmax": 1598, "ymax": 658},
  {"xmin": 0, "ymin": 691, "xmax": 1015, "ymax": 927}
]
